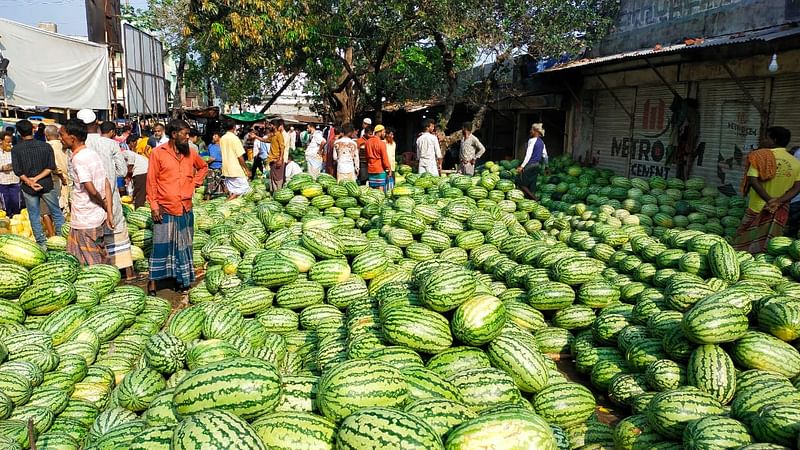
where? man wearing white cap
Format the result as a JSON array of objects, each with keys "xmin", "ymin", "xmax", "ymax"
[
  {"xmin": 360, "ymin": 117, "xmax": 372, "ymax": 138},
  {"xmin": 517, "ymin": 122, "xmax": 547, "ymax": 199},
  {"xmin": 78, "ymin": 109, "xmax": 135, "ymax": 279}
]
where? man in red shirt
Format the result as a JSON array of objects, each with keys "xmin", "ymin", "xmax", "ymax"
[
  {"xmin": 146, "ymin": 119, "xmax": 208, "ymax": 295},
  {"xmin": 365, "ymin": 124, "xmax": 392, "ymax": 192}
]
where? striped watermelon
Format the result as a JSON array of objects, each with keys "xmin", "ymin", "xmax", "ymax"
[
  {"xmin": 144, "ymin": 332, "xmax": 187, "ymax": 375},
  {"xmin": 335, "ymin": 407, "xmax": 443, "ymax": 450},
  {"xmin": 115, "ymin": 367, "xmax": 166, "ymax": 412},
  {"xmin": 316, "ymin": 359, "xmax": 408, "ymax": 422},
  {"xmin": 486, "ymin": 331, "xmax": 549, "ymax": 393},
  {"xmin": 450, "ymin": 295, "xmax": 506, "ymax": 346},
  {"xmin": 167, "ymin": 306, "xmax": 205, "ymax": 342},
  {"xmin": 532, "ymin": 382, "xmax": 596, "ymax": 429},
  {"xmin": 275, "ymin": 280, "xmax": 324, "ymax": 310},
  {"xmin": 302, "ymin": 228, "xmax": 344, "ymax": 259},
  {"xmin": 308, "ymin": 259, "xmax": 351, "ymax": 287},
  {"xmin": 17, "ymin": 279, "xmax": 76, "ymax": 315},
  {"xmin": 645, "ymin": 387, "xmax": 725, "ymax": 439},
  {"xmin": 172, "ymin": 409, "xmax": 266, "ymax": 450},
  {"xmin": 686, "ymin": 345, "xmax": 736, "ymax": 404},
  {"xmin": 0, "ymin": 234, "xmax": 46, "ymax": 268},
  {"xmin": 128, "ymin": 424, "xmax": 173, "ymax": 450},
  {"xmin": 251, "ymin": 411, "xmax": 336, "ymax": 449},
  {"xmin": 528, "ymin": 281, "xmax": 576, "ymax": 311},
  {"xmin": 0, "ymin": 263, "xmax": 30, "ymax": 299},
  {"xmin": 707, "ymin": 242, "xmax": 740, "ymax": 283},
  {"xmin": 186, "ymin": 339, "xmax": 241, "ymax": 370},
  {"xmin": 252, "ymin": 253, "xmax": 299, "ymax": 288},
  {"xmin": 681, "ymin": 301, "xmax": 748, "ymax": 344},
  {"xmin": 445, "ymin": 411, "xmax": 558, "ymax": 450},
  {"xmin": 750, "ymin": 402, "xmax": 800, "ymax": 446},
  {"xmin": 448, "ymin": 367, "xmax": 521, "ymax": 410},
  {"xmin": 758, "ymin": 300, "xmax": 800, "ymax": 342},
  {"xmin": 172, "ymin": 357, "xmax": 281, "ymax": 420},
  {"xmin": 420, "ymin": 265, "xmax": 477, "ymax": 312},
  {"xmin": 404, "ymin": 398, "xmax": 477, "ymax": 438},
  {"xmin": 730, "ymin": 331, "xmax": 800, "ymax": 378},
  {"xmin": 382, "ymin": 306, "xmax": 453, "ymax": 354},
  {"xmin": 202, "ymin": 303, "xmax": 245, "ymax": 340},
  {"xmin": 682, "ymin": 415, "xmax": 752, "ymax": 450}
]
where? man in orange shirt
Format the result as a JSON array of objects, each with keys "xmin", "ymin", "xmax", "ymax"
[
  {"xmin": 365, "ymin": 124, "xmax": 392, "ymax": 191},
  {"xmin": 146, "ymin": 119, "xmax": 208, "ymax": 295}
]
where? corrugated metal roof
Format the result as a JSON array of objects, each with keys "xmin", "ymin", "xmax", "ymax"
[{"xmin": 544, "ymin": 25, "xmax": 800, "ymax": 72}]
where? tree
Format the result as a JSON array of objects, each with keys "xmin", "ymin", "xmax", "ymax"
[{"xmin": 415, "ymin": 0, "xmax": 619, "ymax": 140}]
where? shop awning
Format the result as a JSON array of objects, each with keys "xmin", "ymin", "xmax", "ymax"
[
  {"xmin": 545, "ymin": 25, "xmax": 800, "ymax": 73},
  {"xmin": 224, "ymin": 112, "xmax": 266, "ymax": 123}
]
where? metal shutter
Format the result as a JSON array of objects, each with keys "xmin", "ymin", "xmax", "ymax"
[
  {"xmin": 630, "ymin": 84, "xmax": 687, "ymax": 181},
  {"xmin": 695, "ymin": 79, "xmax": 767, "ymax": 191},
  {"xmin": 590, "ymin": 88, "xmax": 636, "ymax": 176},
  {"xmin": 769, "ymin": 74, "xmax": 800, "ymax": 151}
]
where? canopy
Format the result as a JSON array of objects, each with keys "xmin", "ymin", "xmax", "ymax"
[
  {"xmin": 0, "ymin": 18, "xmax": 110, "ymax": 110},
  {"xmin": 224, "ymin": 112, "xmax": 266, "ymax": 123}
]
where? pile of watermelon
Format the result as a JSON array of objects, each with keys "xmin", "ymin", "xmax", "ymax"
[{"xmin": 0, "ymin": 155, "xmax": 798, "ymax": 449}]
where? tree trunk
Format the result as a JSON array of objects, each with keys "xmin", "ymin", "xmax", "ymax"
[
  {"xmin": 206, "ymin": 77, "xmax": 213, "ymax": 107},
  {"xmin": 171, "ymin": 42, "xmax": 188, "ymax": 118},
  {"xmin": 439, "ymin": 50, "xmax": 510, "ymax": 149},
  {"xmin": 329, "ymin": 47, "xmax": 359, "ymax": 126},
  {"xmin": 432, "ymin": 32, "xmax": 459, "ymax": 133}
]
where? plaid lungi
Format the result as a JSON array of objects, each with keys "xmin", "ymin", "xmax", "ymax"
[
  {"xmin": 206, "ymin": 168, "xmax": 225, "ymax": 197},
  {"xmin": 68, "ymin": 225, "xmax": 109, "ymax": 266},
  {"xmin": 733, "ymin": 204, "xmax": 789, "ymax": 254},
  {"xmin": 149, "ymin": 211, "xmax": 195, "ymax": 289},
  {"xmin": 104, "ymin": 220, "xmax": 133, "ymax": 269}
]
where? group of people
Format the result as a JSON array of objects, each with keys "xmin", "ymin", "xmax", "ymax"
[{"xmin": 0, "ymin": 113, "xmax": 208, "ymax": 297}]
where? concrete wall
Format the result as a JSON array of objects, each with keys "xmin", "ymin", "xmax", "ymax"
[{"xmin": 597, "ymin": 0, "xmax": 797, "ymax": 56}]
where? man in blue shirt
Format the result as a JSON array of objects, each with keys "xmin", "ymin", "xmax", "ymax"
[
  {"xmin": 250, "ymin": 126, "xmax": 271, "ymax": 181},
  {"xmin": 204, "ymin": 131, "xmax": 224, "ymax": 199}
]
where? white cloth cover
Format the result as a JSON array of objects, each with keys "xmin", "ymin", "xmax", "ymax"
[{"xmin": 0, "ymin": 19, "xmax": 110, "ymax": 110}]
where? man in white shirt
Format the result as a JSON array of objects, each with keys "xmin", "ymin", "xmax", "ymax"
[
  {"xmin": 77, "ymin": 109, "xmax": 134, "ymax": 278},
  {"xmin": 304, "ymin": 123, "xmax": 326, "ymax": 179},
  {"xmin": 282, "ymin": 124, "xmax": 292, "ymax": 164},
  {"xmin": 333, "ymin": 124, "xmax": 359, "ymax": 181},
  {"xmin": 287, "ymin": 126, "xmax": 297, "ymax": 151},
  {"xmin": 360, "ymin": 118, "xmax": 372, "ymax": 138},
  {"xmin": 153, "ymin": 123, "xmax": 169, "ymax": 146},
  {"xmin": 415, "ymin": 118, "xmax": 442, "ymax": 176},
  {"xmin": 284, "ymin": 154, "xmax": 303, "ymax": 181}
]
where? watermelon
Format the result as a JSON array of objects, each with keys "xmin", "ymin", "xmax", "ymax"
[
  {"xmin": 172, "ymin": 409, "xmax": 266, "ymax": 450},
  {"xmin": 451, "ymin": 295, "xmax": 506, "ymax": 346},
  {"xmin": 335, "ymin": 407, "xmax": 443, "ymax": 449},
  {"xmin": 251, "ymin": 411, "xmax": 336, "ymax": 449},
  {"xmin": 316, "ymin": 359, "xmax": 408, "ymax": 422},
  {"xmin": 173, "ymin": 357, "xmax": 281, "ymax": 420},
  {"xmin": 445, "ymin": 411, "xmax": 558, "ymax": 450},
  {"xmin": 645, "ymin": 387, "xmax": 725, "ymax": 439}
]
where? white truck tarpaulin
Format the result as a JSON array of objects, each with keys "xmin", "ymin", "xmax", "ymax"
[{"xmin": 0, "ymin": 18, "xmax": 110, "ymax": 110}]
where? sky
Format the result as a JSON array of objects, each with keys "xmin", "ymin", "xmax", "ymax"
[{"xmin": 1, "ymin": 0, "xmax": 148, "ymax": 37}]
